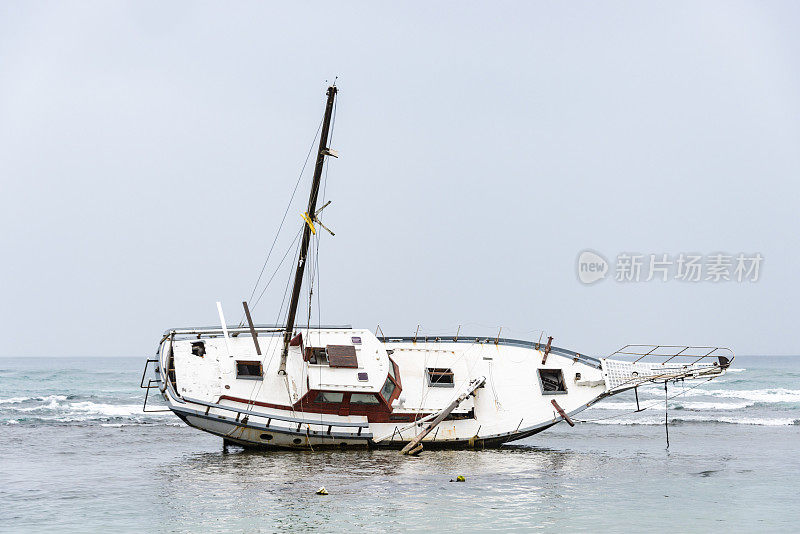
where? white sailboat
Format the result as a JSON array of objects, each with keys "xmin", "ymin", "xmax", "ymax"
[{"xmin": 142, "ymin": 85, "xmax": 733, "ymax": 451}]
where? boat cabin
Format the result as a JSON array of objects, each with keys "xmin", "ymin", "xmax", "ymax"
[{"xmin": 289, "ymin": 329, "xmax": 403, "ymax": 421}]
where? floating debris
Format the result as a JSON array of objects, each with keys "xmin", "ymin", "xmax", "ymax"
[{"xmin": 316, "ymin": 487, "xmax": 329, "ymax": 495}]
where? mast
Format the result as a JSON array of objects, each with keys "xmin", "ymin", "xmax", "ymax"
[{"xmin": 279, "ymin": 85, "xmax": 338, "ymax": 374}]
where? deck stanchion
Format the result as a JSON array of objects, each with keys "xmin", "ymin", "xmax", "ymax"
[
  {"xmin": 216, "ymin": 302, "xmax": 233, "ymax": 358},
  {"xmin": 541, "ymin": 336, "xmax": 553, "ymax": 364}
]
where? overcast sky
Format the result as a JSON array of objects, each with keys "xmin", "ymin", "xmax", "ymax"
[{"xmin": 1, "ymin": 1, "xmax": 798, "ymax": 357}]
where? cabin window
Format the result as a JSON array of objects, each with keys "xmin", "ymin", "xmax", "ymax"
[
  {"xmin": 427, "ymin": 368, "xmax": 454, "ymax": 387},
  {"xmin": 315, "ymin": 391, "xmax": 344, "ymax": 403},
  {"xmin": 381, "ymin": 377, "xmax": 396, "ymax": 401},
  {"xmin": 236, "ymin": 360, "xmax": 263, "ymax": 380},
  {"xmin": 305, "ymin": 347, "xmax": 329, "ymax": 365},
  {"xmin": 538, "ymin": 369, "xmax": 567, "ymax": 394},
  {"xmin": 191, "ymin": 341, "xmax": 205, "ymax": 357},
  {"xmin": 350, "ymin": 393, "xmax": 380, "ymax": 405}
]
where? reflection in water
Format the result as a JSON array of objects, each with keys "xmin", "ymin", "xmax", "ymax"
[
  {"xmin": 154, "ymin": 444, "xmax": 600, "ymax": 533},
  {"xmin": 4, "ymin": 422, "xmax": 799, "ymax": 533}
]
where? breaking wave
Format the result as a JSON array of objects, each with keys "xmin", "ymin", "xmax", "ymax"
[
  {"xmin": 1, "ymin": 395, "xmax": 171, "ymax": 426},
  {"xmin": 594, "ymin": 400, "xmax": 756, "ymax": 411},
  {"xmin": 586, "ymin": 416, "xmax": 799, "ymax": 427},
  {"xmin": 695, "ymin": 388, "xmax": 800, "ymax": 403},
  {"xmin": 583, "ymin": 378, "xmax": 800, "ymax": 426},
  {"xmin": 0, "ymin": 394, "xmax": 69, "ymax": 405}
]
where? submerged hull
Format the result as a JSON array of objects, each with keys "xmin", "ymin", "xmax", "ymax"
[{"xmin": 175, "ymin": 409, "xmax": 558, "ymax": 450}]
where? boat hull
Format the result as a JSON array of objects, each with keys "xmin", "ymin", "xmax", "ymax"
[
  {"xmin": 173, "ymin": 406, "xmax": 560, "ymax": 451},
  {"xmin": 151, "ymin": 328, "xmax": 607, "ymax": 451}
]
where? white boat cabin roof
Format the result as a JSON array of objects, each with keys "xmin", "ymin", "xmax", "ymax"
[{"xmin": 294, "ymin": 328, "xmax": 391, "ymax": 394}]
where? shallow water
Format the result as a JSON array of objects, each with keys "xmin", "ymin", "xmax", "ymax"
[{"xmin": 1, "ymin": 356, "xmax": 799, "ymax": 533}]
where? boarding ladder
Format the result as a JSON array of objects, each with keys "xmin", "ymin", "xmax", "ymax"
[{"xmin": 140, "ymin": 358, "xmax": 170, "ymax": 413}]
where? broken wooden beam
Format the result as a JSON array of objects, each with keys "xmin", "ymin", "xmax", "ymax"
[
  {"xmin": 541, "ymin": 336, "xmax": 553, "ymax": 365},
  {"xmin": 400, "ymin": 376, "xmax": 486, "ymax": 455},
  {"xmin": 242, "ymin": 301, "xmax": 261, "ymax": 356},
  {"xmin": 551, "ymin": 399, "xmax": 575, "ymax": 427}
]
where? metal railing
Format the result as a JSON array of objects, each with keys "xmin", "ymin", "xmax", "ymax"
[
  {"xmin": 379, "ymin": 335, "xmax": 602, "ymax": 368},
  {"xmin": 140, "ymin": 358, "xmax": 171, "ymax": 413},
  {"xmin": 602, "ymin": 344, "xmax": 734, "ymax": 391},
  {"xmin": 608, "ymin": 344, "xmax": 734, "ymax": 366}
]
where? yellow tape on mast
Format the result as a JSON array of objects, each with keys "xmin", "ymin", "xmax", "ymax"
[{"xmin": 301, "ymin": 212, "xmax": 316, "ymax": 235}]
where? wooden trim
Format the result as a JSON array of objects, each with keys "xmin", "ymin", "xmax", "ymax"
[
  {"xmin": 221, "ymin": 362, "xmax": 406, "ymax": 423},
  {"xmin": 219, "ymin": 395, "xmax": 291, "ymax": 411}
]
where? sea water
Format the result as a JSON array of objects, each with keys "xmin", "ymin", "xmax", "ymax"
[{"xmin": 1, "ymin": 356, "xmax": 798, "ymax": 533}]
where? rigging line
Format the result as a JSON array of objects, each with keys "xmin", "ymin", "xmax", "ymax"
[
  {"xmin": 244, "ymin": 231, "xmax": 301, "ymax": 410},
  {"xmin": 242, "ymin": 90, "xmax": 336, "ymax": 416},
  {"xmin": 320, "ymin": 97, "xmax": 336, "ymax": 203},
  {"xmin": 244, "ymin": 249, "xmax": 301, "ymax": 417},
  {"xmin": 573, "ymin": 377, "xmax": 715, "ymax": 423},
  {"xmin": 413, "ymin": 350, "xmax": 429, "ymax": 428},
  {"xmin": 411, "ymin": 338, "xmax": 480, "ymax": 428},
  {"xmin": 665, "ymin": 381, "xmax": 670, "ymax": 449},
  {"xmin": 306, "ymin": 232, "xmax": 321, "ymax": 330},
  {"xmin": 305, "ymin": 227, "xmax": 321, "ymax": 330},
  {"xmin": 301, "ymin": 100, "xmax": 334, "ymax": 332},
  {"xmin": 315, "ymin": 228, "xmax": 322, "ymax": 328},
  {"xmin": 314, "ymin": 161, "xmax": 330, "ymax": 328},
  {"xmin": 250, "ymin": 228, "xmax": 303, "ymax": 311},
  {"xmin": 305, "ymin": 235, "xmax": 315, "ymax": 330},
  {"xmin": 240, "ymin": 116, "xmax": 324, "ymax": 325},
  {"xmin": 243, "ymin": 231, "xmax": 304, "ymax": 412},
  {"xmin": 275, "ymin": 234, "xmax": 306, "ymax": 413},
  {"xmin": 413, "ymin": 326, "xmax": 446, "ymax": 421},
  {"xmin": 242, "ymin": 251, "xmax": 300, "ymax": 414},
  {"xmin": 268, "ymin": 235, "xmax": 303, "ymax": 364},
  {"xmin": 310, "ymin": 96, "xmax": 334, "ymax": 329}
]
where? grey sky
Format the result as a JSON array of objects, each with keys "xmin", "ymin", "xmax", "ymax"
[{"xmin": 1, "ymin": 1, "xmax": 798, "ymax": 357}]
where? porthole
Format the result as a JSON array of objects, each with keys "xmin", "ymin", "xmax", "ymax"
[
  {"xmin": 260, "ymin": 433, "xmax": 273, "ymax": 441},
  {"xmin": 293, "ymin": 438, "xmax": 302, "ymax": 445}
]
